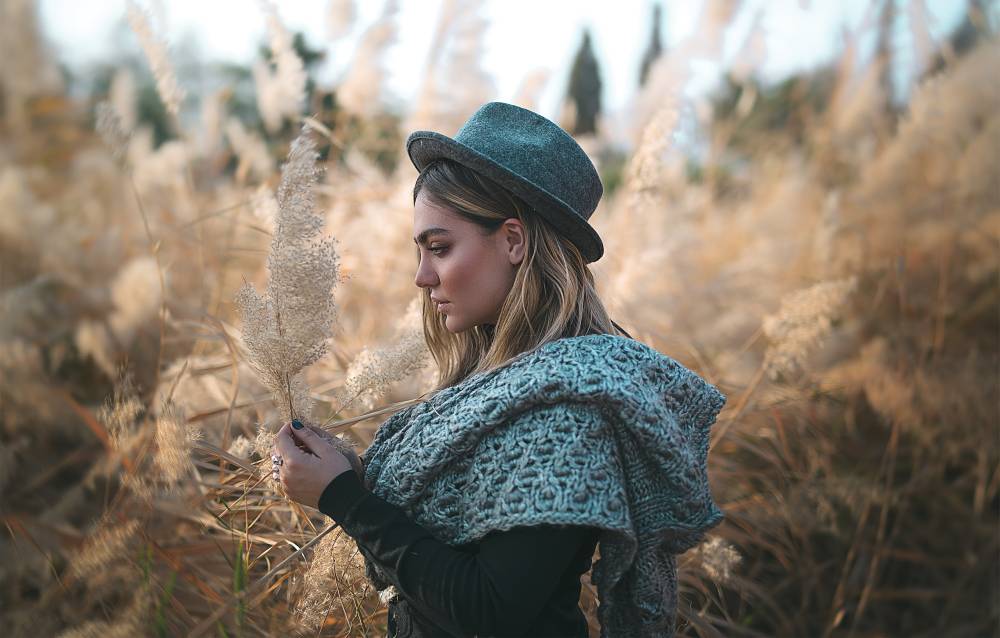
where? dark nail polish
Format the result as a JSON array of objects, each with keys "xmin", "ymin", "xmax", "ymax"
[{"xmin": 292, "ymin": 419, "xmax": 304, "ymax": 430}]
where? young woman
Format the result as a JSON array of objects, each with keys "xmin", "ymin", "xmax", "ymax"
[{"xmin": 272, "ymin": 102, "xmax": 727, "ymax": 637}]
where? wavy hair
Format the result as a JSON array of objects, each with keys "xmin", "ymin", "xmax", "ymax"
[{"xmin": 412, "ymin": 158, "xmax": 632, "ymax": 394}]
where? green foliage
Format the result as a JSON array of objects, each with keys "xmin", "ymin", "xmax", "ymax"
[
  {"xmin": 711, "ymin": 67, "xmax": 837, "ymax": 151},
  {"xmin": 215, "ymin": 62, "xmax": 262, "ymax": 129},
  {"xmin": 155, "ymin": 571, "xmax": 178, "ymax": 638},
  {"xmin": 233, "ymin": 539, "xmax": 247, "ymax": 636},
  {"xmin": 136, "ymin": 81, "xmax": 174, "ymax": 147},
  {"xmin": 89, "ymin": 61, "xmax": 175, "ymax": 146},
  {"xmin": 596, "ymin": 145, "xmax": 628, "ymax": 197}
]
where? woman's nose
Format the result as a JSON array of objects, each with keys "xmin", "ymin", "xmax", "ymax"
[{"xmin": 414, "ymin": 254, "xmax": 438, "ymax": 289}]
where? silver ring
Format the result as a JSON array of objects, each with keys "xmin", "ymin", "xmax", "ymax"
[{"xmin": 271, "ymin": 455, "xmax": 283, "ymax": 466}]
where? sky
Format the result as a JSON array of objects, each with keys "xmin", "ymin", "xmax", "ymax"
[{"xmin": 37, "ymin": 0, "xmax": 969, "ymax": 125}]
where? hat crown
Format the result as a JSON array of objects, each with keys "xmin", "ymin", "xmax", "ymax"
[{"xmin": 452, "ymin": 102, "xmax": 603, "ymax": 220}]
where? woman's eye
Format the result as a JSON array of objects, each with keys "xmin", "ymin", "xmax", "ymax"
[{"xmin": 429, "ymin": 246, "xmax": 448, "ymax": 255}]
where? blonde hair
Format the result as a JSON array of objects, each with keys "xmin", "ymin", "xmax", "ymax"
[{"xmin": 412, "ymin": 158, "xmax": 631, "ymax": 394}]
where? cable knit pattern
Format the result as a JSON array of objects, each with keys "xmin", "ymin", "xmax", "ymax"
[{"xmin": 358, "ymin": 333, "xmax": 727, "ymax": 637}]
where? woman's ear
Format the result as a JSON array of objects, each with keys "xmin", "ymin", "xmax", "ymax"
[{"xmin": 502, "ymin": 218, "xmax": 526, "ymax": 266}]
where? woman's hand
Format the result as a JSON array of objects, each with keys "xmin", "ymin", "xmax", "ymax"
[
  {"xmin": 304, "ymin": 424, "xmax": 364, "ymax": 479},
  {"xmin": 271, "ymin": 421, "xmax": 356, "ymax": 509}
]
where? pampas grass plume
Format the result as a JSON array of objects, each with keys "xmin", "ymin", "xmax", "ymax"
[
  {"xmin": 125, "ymin": 0, "xmax": 185, "ymax": 116},
  {"xmin": 153, "ymin": 401, "xmax": 202, "ymax": 485},
  {"xmin": 254, "ymin": 1, "xmax": 307, "ymax": 133},
  {"xmin": 68, "ymin": 518, "xmax": 141, "ymax": 580},
  {"xmin": 96, "ymin": 369, "xmax": 144, "ymax": 452},
  {"xmin": 225, "ymin": 117, "xmax": 273, "ymax": 183},
  {"xmin": 762, "ymin": 277, "xmax": 858, "ymax": 380},
  {"xmin": 95, "ymin": 101, "xmax": 132, "ymax": 169},
  {"xmin": 291, "ymin": 529, "xmax": 371, "ymax": 632},
  {"xmin": 235, "ymin": 127, "xmax": 340, "ymax": 422},
  {"xmin": 335, "ymin": 0, "xmax": 399, "ymax": 116}
]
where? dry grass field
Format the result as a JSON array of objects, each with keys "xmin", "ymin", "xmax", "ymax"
[{"xmin": 1, "ymin": 1, "xmax": 997, "ymax": 636}]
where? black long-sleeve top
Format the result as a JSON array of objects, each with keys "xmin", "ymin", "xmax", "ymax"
[{"xmin": 318, "ymin": 469, "xmax": 601, "ymax": 637}]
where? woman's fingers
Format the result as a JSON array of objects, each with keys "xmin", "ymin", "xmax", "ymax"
[
  {"xmin": 275, "ymin": 425, "xmax": 308, "ymax": 460},
  {"xmin": 276, "ymin": 421, "xmax": 323, "ymax": 458},
  {"xmin": 306, "ymin": 424, "xmax": 335, "ymax": 444}
]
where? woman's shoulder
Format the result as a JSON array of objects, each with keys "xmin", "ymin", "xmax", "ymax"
[
  {"xmin": 510, "ymin": 332, "xmax": 726, "ymax": 420},
  {"xmin": 520, "ymin": 332, "xmax": 661, "ymax": 370}
]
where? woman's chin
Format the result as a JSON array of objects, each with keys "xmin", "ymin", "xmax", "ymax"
[{"xmin": 443, "ymin": 315, "xmax": 472, "ymax": 334}]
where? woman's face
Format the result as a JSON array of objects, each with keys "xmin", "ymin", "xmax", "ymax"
[{"xmin": 413, "ymin": 190, "xmax": 525, "ymax": 333}]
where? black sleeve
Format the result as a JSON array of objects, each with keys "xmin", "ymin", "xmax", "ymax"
[{"xmin": 318, "ymin": 470, "xmax": 594, "ymax": 637}]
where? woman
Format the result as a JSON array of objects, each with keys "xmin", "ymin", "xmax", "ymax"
[{"xmin": 272, "ymin": 102, "xmax": 727, "ymax": 637}]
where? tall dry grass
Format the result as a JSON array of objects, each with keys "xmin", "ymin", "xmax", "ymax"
[{"xmin": 0, "ymin": 1, "xmax": 997, "ymax": 636}]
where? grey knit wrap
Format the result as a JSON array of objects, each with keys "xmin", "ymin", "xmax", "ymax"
[{"xmin": 358, "ymin": 334, "xmax": 727, "ymax": 637}]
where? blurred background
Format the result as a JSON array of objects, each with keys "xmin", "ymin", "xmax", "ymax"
[{"xmin": 1, "ymin": 0, "xmax": 998, "ymax": 636}]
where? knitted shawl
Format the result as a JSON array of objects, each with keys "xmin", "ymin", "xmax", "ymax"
[{"xmin": 357, "ymin": 333, "xmax": 727, "ymax": 637}]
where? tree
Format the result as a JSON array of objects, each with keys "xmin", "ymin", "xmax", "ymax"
[
  {"xmin": 639, "ymin": 3, "xmax": 664, "ymax": 88},
  {"xmin": 565, "ymin": 29, "xmax": 602, "ymax": 136}
]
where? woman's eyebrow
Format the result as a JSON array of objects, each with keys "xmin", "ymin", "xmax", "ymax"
[{"xmin": 414, "ymin": 228, "xmax": 451, "ymax": 244}]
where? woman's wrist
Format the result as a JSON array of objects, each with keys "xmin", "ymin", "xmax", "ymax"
[{"xmin": 318, "ymin": 468, "xmax": 370, "ymax": 522}]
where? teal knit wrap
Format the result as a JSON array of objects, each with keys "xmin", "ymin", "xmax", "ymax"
[{"xmin": 359, "ymin": 334, "xmax": 727, "ymax": 637}]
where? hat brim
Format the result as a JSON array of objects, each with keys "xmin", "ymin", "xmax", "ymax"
[{"xmin": 406, "ymin": 131, "xmax": 604, "ymax": 263}]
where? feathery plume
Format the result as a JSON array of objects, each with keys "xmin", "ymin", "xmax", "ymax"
[
  {"xmin": 625, "ymin": 101, "xmax": 679, "ymax": 203},
  {"xmin": 95, "ymin": 101, "xmax": 133, "ymax": 169},
  {"xmin": 153, "ymin": 401, "xmax": 202, "ymax": 485},
  {"xmin": 821, "ymin": 337, "xmax": 921, "ymax": 428},
  {"xmin": 125, "ymin": 0, "xmax": 185, "ymax": 115},
  {"xmin": 292, "ymin": 529, "xmax": 371, "ymax": 632},
  {"xmin": 511, "ymin": 69, "xmax": 550, "ymax": 112},
  {"xmin": 97, "ymin": 368, "xmax": 144, "ymax": 452},
  {"xmin": 403, "ymin": 0, "xmax": 461, "ymax": 132},
  {"xmin": 339, "ymin": 330, "xmax": 428, "ymax": 412},
  {"xmin": 74, "ymin": 319, "xmax": 117, "ymax": 379},
  {"xmin": 253, "ymin": 423, "xmax": 277, "ymax": 462},
  {"xmin": 235, "ymin": 128, "xmax": 340, "ymax": 422},
  {"xmin": 108, "ymin": 255, "xmax": 163, "ymax": 346},
  {"xmin": 226, "ymin": 435, "xmax": 254, "ymax": 460},
  {"xmin": 439, "ymin": 0, "xmax": 495, "ymax": 121},
  {"xmin": 198, "ymin": 89, "xmax": 224, "ymax": 156},
  {"xmin": 0, "ymin": 0, "xmax": 63, "ymax": 129},
  {"xmin": 336, "ymin": 0, "xmax": 399, "ymax": 116},
  {"xmin": 405, "ymin": 0, "xmax": 493, "ymax": 132},
  {"xmin": 327, "ymin": 0, "xmax": 356, "ymax": 41},
  {"xmin": 254, "ymin": 1, "xmax": 307, "ymax": 134},
  {"xmin": 696, "ymin": 535, "xmax": 743, "ymax": 585},
  {"xmin": 762, "ymin": 277, "xmax": 858, "ymax": 380},
  {"xmin": 109, "ymin": 68, "xmax": 137, "ymax": 131},
  {"xmin": 129, "ymin": 135, "xmax": 191, "ymax": 196},
  {"xmin": 225, "ymin": 117, "xmax": 273, "ymax": 183},
  {"xmin": 251, "ymin": 183, "xmax": 279, "ymax": 231},
  {"xmin": 68, "ymin": 518, "xmax": 141, "ymax": 580},
  {"xmin": 907, "ymin": 0, "xmax": 935, "ymax": 78}
]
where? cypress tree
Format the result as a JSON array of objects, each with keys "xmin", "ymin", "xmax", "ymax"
[
  {"xmin": 566, "ymin": 28, "xmax": 602, "ymax": 135},
  {"xmin": 639, "ymin": 3, "xmax": 664, "ymax": 88}
]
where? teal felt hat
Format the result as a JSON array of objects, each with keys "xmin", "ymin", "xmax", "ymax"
[{"xmin": 405, "ymin": 101, "xmax": 605, "ymax": 263}]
